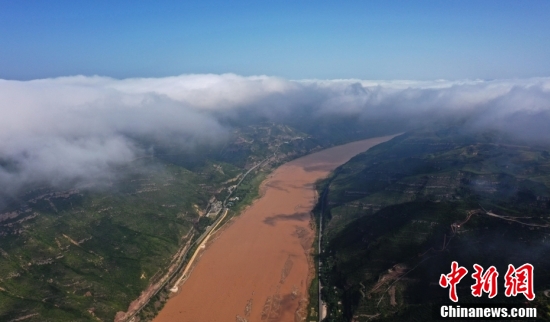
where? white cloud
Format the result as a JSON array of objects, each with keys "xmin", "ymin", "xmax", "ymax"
[{"xmin": 1, "ymin": 74, "xmax": 550, "ymax": 200}]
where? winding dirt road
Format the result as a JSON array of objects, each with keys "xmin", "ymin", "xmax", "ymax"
[{"xmin": 154, "ymin": 135, "xmax": 398, "ymax": 322}]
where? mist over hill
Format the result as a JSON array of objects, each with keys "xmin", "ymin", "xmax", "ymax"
[{"xmin": 2, "ymin": 74, "xmax": 550, "ymax": 206}]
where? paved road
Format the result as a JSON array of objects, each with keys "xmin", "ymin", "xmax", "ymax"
[{"xmin": 318, "ymin": 186, "xmax": 329, "ymax": 322}]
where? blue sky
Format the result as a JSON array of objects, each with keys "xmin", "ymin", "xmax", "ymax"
[{"xmin": 1, "ymin": 0, "xmax": 550, "ymax": 80}]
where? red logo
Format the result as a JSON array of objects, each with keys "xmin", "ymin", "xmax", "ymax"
[
  {"xmin": 504, "ymin": 264, "xmax": 535, "ymax": 300},
  {"xmin": 471, "ymin": 264, "xmax": 498, "ymax": 298},
  {"xmin": 439, "ymin": 261, "xmax": 468, "ymax": 302},
  {"xmin": 440, "ymin": 262, "xmax": 535, "ymax": 302}
]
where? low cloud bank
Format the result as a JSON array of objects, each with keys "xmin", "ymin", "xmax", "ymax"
[{"xmin": 1, "ymin": 74, "xmax": 550, "ymax": 199}]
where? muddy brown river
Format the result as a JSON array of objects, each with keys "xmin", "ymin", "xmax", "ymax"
[{"xmin": 154, "ymin": 135, "xmax": 398, "ymax": 322}]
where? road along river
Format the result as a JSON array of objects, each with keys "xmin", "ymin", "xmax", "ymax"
[{"xmin": 154, "ymin": 135, "xmax": 398, "ymax": 322}]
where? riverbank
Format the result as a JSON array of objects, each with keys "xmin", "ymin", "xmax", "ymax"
[{"xmin": 154, "ymin": 135, "xmax": 399, "ymax": 322}]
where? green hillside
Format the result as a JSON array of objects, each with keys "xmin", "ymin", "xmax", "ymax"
[
  {"xmin": 0, "ymin": 124, "xmax": 295, "ymax": 321},
  {"xmin": 0, "ymin": 122, "xmax": 396, "ymax": 321},
  {"xmin": 317, "ymin": 129, "xmax": 550, "ymax": 321}
]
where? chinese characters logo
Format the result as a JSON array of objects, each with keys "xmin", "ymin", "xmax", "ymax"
[{"xmin": 439, "ymin": 261, "xmax": 534, "ymax": 302}]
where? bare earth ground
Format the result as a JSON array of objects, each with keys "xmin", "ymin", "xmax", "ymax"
[{"xmin": 154, "ymin": 135, "xmax": 397, "ymax": 322}]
